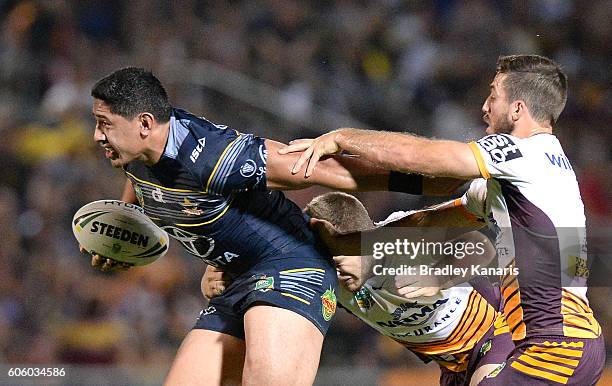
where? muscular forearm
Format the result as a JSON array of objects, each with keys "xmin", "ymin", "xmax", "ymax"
[
  {"xmin": 266, "ymin": 139, "xmax": 391, "ymax": 191},
  {"xmin": 334, "ymin": 129, "xmax": 478, "ymax": 179}
]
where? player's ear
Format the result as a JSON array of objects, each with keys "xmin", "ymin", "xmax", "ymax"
[
  {"xmin": 139, "ymin": 112, "xmax": 155, "ymax": 137},
  {"xmin": 511, "ymin": 100, "xmax": 525, "ymax": 121}
]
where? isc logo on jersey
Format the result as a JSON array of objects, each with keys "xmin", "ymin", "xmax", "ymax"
[
  {"xmin": 190, "ymin": 138, "xmax": 207, "ymax": 163},
  {"xmin": 477, "ymin": 135, "xmax": 523, "ymax": 163}
]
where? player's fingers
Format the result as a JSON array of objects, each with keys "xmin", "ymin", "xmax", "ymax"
[
  {"xmin": 396, "ymin": 285, "xmax": 419, "ymax": 296},
  {"xmin": 291, "ymin": 145, "xmax": 314, "ymax": 175},
  {"xmin": 116, "ymin": 262, "xmax": 133, "ymax": 271},
  {"xmin": 304, "ymin": 148, "xmax": 322, "ymax": 178},
  {"xmin": 208, "ymin": 269, "xmax": 224, "ymax": 281},
  {"xmin": 101, "ymin": 258, "xmax": 116, "ymax": 272},
  {"xmin": 278, "ymin": 139, "xmax": 315, "ymax": 154},
  {"xmin": 216, "ymin": 282, "xmax": 225, "ymax": 295},
  {"xmin": 91, "ymin": 254, "xmax": 104, "ymax": 267}
]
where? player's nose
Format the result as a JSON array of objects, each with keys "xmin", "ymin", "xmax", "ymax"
[{"xmin": 93, "ymin": 126, "xmax": 106, "ymax": 142}]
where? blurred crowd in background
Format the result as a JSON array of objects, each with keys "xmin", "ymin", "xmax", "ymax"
[{"xmin": 1, "ymin": 0, "xmax": 611, "ymax": 378}]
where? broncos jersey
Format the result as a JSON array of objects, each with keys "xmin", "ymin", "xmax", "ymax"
[
  {"xmin": 338, "ymin": 210, "xmax": 507, "ymax": 372},
  {"xmin": 124, "ymin": 109, "xmax": 327, "ymax": 274},
  {"xmin": 462, "ymin": 133, "xmax": 600, "ymax": 341}
]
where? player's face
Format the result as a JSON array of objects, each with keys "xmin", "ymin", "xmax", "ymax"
[
  {"xmin": 92, "ymin": 99, "xmax": 144, "ymax": 168},
  {"xmin": 482, "ymin": 74, "xmax": 513, "ymax": 135}
]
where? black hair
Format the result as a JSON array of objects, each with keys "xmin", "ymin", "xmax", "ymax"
[{"xmin": 91, "ymin": 67, "xmax": 172, "ymax": 122}]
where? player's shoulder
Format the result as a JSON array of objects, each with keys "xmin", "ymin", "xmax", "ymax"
[
  {"xmin": 474, "ymin": 133, "xmax": 524, "ymax": 163},
  {"xmin": 473, "ymin": 133, "xmax": 562, "ymax": 167},
  {"xmin": 168, "ymin": 108, "xmax": 240, "ymax": 162}
]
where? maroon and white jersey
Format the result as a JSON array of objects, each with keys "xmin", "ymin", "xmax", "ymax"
[{"xmin": 462, "ymin": 133, "xmax": 600, "ymax": 341}]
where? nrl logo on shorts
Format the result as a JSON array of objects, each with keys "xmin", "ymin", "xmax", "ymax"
[
  {"xmin": 321, "ymin": 287, "xmax": 337, "ymax": 321},
  {"xmin": 354, "ymin": 287, "xmax": 372, "ymax": 310},
  {"xmin": 479, "ymin": 339, "xmax": 492, "ymax": 357},
  {"xmin": 486, "ymin": 362, "xmax": 505, "ymax": 378},
  {"xmin": 180, "ymin": 197, "xmax": 204, "ymax": 216},
  {"xmin": 254, "ymin": 276, "xmax": 274, "ymax": 292}
]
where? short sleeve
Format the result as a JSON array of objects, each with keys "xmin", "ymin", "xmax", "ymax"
[
  {"xmin": 468, "ymin": 134, "xmax": 524, "ymax": 179},
  {"xmin": 200, "ymin": 133, "xmax": 268, "ymax": 195},
  {"xmin": 175, "ymin": 114, "xmax": 268, "ymax": 195},
  {"xmin": 460, "ymin": 178, "xmax": 488, "ymax": 219}
]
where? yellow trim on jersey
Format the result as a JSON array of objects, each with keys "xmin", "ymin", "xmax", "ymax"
[
  {"xmin": 524, "ymin": 351, "xmax": 580, "ymax": 367},
  {"xmin": 281, "ymin": 292, "xmax": 310, "ymax": 305},
  {"xmin": 400, "ymin": 291, "xmax": 495, "ymax": 355},
  {"xmin": 432, "ymin": 353, "xmax": 471, "ymax": 373},
  {"xmin": 517, "ymin": 354, "xmax": 575, "ymax": 376},
  {"xmin": 280, "ymin": 268, "xmax": 326, "ymax": 274},
  {"xmin": 528, "ymin": 345, "xmax": 583, "ymax": 358},
  {"xmin": 205, "ymin": 135, "xmax": 242, "ymax": 192},
  {"xmin": 174, "ymin": 204, "xmax": 231, "ymax": 227},
  {"xmin": 468, "ymin": 142, "xmax": 491, "ymax": 179},
  {"xmin": 125, "ymin": 171, "xmax": 205, "ymax": 193},
  {"xmin": 125, "ymin": 171, "xmax": 232, "ymax": 227},
  {"xmin": 493, "ymin": 313, "xmax": 510, "ymax": 336},
  {"xmin": 542, "ymin": 341, "xmax": 584, "ymax": 348},
  {"xmin": 561, "ymin": 290, "xmax": 601, "ymax": 338},
  {"xmin": 510, "ymin": 361, "xmax": 569, "ymax": 384}
]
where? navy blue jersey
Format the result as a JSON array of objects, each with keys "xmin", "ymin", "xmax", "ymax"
[{"xmin": 124, "ymin": 109, "xmax": 328, "ymax": 274}]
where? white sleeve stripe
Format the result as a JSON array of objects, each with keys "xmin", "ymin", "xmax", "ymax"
[{"xmin": 208, "ymin": 134, "xmax": 251, "ymax": 194}]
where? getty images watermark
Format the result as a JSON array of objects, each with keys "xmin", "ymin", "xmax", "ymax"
[
  {"xmin": 370, "ymin": 237, "xmax": 519, "ymax": 276},
  {"xmin": 358, "ymin": 226, "xmax": 604, "ymax": 288},
  {"xmin": 369, "ymin": 236, "xmax": 518, "ymax": 279}
]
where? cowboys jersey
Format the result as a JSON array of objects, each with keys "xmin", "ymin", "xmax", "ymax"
[{"xmin": 124, "ymin": 109, "xmax": 327, "ymax": 274}]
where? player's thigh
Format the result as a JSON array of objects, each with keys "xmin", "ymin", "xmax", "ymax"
[
  {"xmin": 165, "ymin": 329, "xmax": 246, "ymax": 386},
  {"xmin": 242, "ymin": 304, "xmax": 324, "ymax": 386}
]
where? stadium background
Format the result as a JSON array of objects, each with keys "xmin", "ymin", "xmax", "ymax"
[{"xmin": 0, "ymin": 1, "xmax": 611, "ymax": 385}]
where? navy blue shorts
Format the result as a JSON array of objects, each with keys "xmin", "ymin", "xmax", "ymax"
[{"xmin": 194, "ymin": 257, "xmax": 339, "ymax": 339}]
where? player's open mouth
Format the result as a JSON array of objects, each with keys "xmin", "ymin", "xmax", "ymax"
[{"xmin": 103, "ymin": 146, "xmax": 118, "ymax": 160}]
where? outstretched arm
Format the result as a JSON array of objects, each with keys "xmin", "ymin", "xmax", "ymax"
[
  {"xmin": 265, "ymin": 139, "xmax": 466, "ymax": 195},
  {"xmin": 279, "ymin": 129, "xmax": 482, "ymax": 179}
]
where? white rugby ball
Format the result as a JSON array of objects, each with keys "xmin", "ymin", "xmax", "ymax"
[{"xmin": 72, "ymin": 200, "xmax": 169, "ymax": 266}]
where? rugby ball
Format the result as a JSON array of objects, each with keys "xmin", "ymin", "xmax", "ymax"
[{"xmin": 72, "ymin": 200, "xmax": 169, "ymax": 266}]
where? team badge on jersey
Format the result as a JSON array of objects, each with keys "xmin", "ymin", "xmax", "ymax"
[
  {"xmin": 321, "ymin": 288, "xmax": 337, "ymax": 321},
  {"xmin": 254, "ymin": 276, "xmax": 274, "ymax": 292},
  {"xmin": 477, "ymin": 134, "xmax": 523, "ymax": 163},
  {"xmin": 240, "ymin": 159, "xmax": 257, "ymax": 178},
  {"xmin": 180, "ymin": 198, "xmax": 204, "ymax": 216}
]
